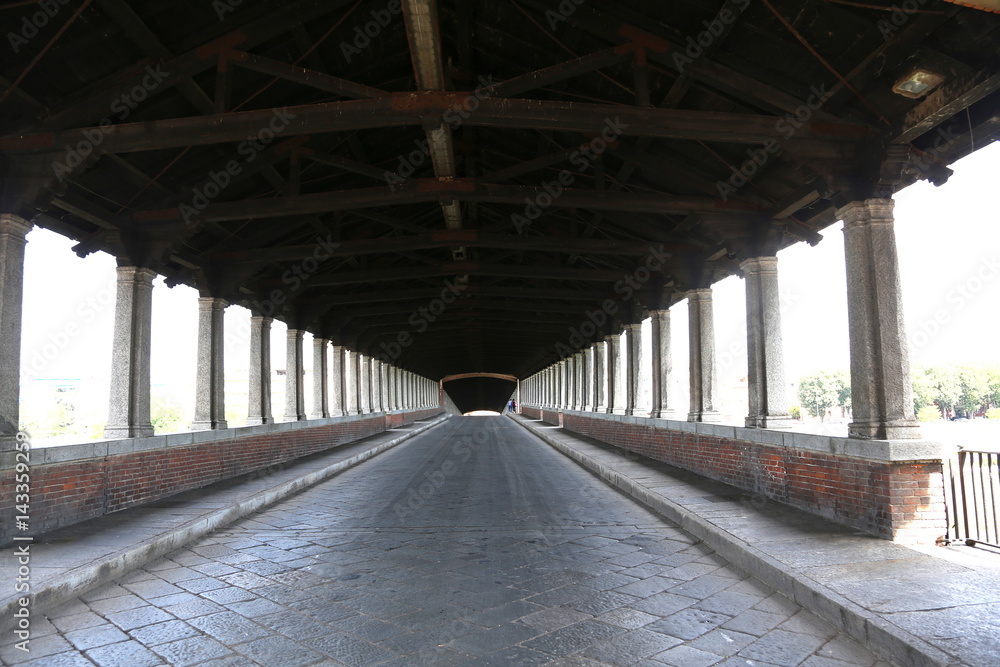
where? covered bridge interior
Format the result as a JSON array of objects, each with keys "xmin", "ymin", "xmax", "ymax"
[{"xmin": 2, "ymin": 0, "xmax": 998, "ymax": 412}]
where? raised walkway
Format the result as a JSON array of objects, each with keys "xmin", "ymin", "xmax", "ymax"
[{"xmin": 511, "ymin": 414, "xmax": 1000, "ymax": 667}]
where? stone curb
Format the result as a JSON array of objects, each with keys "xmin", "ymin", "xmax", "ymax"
[
  {"xmin": 511, "ymin": 416, "xmax": 954, "ymax": 667},
  {"xmin": 1, "ymin": 415, "xmax": 449, "ymax": 633}
]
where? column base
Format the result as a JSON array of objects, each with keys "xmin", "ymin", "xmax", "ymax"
[
  {"xmin": 746, "ymin": 414, "xmax": 794, "ymax": 429},
  {"xmin": 104, "ymin": 424, "xmax": 155, "ymax": 439},
  {"xmin": 190, "ymin": 420, "xmax": 228, "ymax": 431},
  {"xmin": 245, "ymin": 417, "xmax": 274, "ymax": 426},
  {"xmin": 309, "ymin": 412, "xmax": 330, "ymax": 420},
  {"xmin": 849, "ymin": 419, "xmax": 922, "ymax": 440},
  {"xmin": 650, "ymin": 410, "xmax": 677, "ymax": 420},
  {"xmin": 688, "ymin": 411, "xmax": 722, "ymax": 423},
  {"xmin": 282, "ymin": 415, "xmax": 307, "ymax": 423}
]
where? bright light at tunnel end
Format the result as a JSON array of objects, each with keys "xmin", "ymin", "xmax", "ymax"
[{"xmin": 464, "ymin": 410, "xmax": 502, "ymax": 416}]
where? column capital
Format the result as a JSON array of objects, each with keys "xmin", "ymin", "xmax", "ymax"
[
  {"xmin": 686, "ymin": 286, "xmax": 713, "ymax": 301},
  {"xmin": 197, "ymin": 295, "xmax": 227, "ymax": 309},
  {"xmin": 739, "ymin": 255, "xmax": 779, "ymax": 275},
  {"xmin": 836, "ymin": 198, "xmax": 894, "ymax": 227},
  {"xmin": 250, "ymin": 315, "xmax": 273, "ymax": 326},
  {"xmin": 0, "ymin": 214, "xmax": 32, "ymax": 238},
  {"xmin": 115, "ymin": 266, "xmax": 158, "ymax": 283},
  {"xmin": 623, "ymin": 322, "xmax": 642, "ymax": 332}
]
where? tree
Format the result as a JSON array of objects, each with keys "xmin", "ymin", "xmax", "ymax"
[
  {"xmin": 151, "ymin": 398, "xmax": 186, "ymax": 434},
  {"xmin": 911, "ymin": 369, "xmax": 936, "ymax": 413},
  {"xmin": 797, "ymin": 371, "xmax": 849, "ymax": 421},
  {"xmin": 958, "ymin": 366, "xmax": 990, "ymax": 416},
  {"xmin": 926, "ymin": 366, "xmax": 962, "ymax": 417}
]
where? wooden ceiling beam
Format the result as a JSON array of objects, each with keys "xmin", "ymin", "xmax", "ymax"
[{"xmin": 2, "ymin": 95, "xmax": 868, "ymax": 154}]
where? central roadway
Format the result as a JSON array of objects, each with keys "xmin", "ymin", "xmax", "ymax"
[{"xmin": 1, "ymin": 417, "xmax": 883, "ymax": 666}]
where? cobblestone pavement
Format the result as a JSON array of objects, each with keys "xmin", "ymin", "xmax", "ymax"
[{"xmin": 1, "ymin": 417, "xmax": 890, "ymax": 666}]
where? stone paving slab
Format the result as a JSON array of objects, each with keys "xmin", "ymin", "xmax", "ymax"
[
  {"xmin": 0, "ymin": 415, "xmax": 448, "ymax": 633},
  {"xmin": 0, "ymin": 416, "xmax": 886, "ymax": 666},
  {"xmin": 510, "ymin": 415, "xmax": 1000, "ymax": 667}
]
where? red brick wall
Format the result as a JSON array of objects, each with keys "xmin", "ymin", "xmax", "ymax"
[
  {"xmin": 526, "ymin": 409, "xmax": 944, "ymax": 543},
  {"xmin": 3, "ymin": 409, "xmax": 442, "ymax": 544}
]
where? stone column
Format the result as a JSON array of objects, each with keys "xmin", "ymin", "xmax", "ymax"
[
  {"xmin": 104, "ymin": 266, "xmax": 157, "ymax": 438},
  {"xmin": 839, "ymin": 199, "xmax": 921, "ymax": 439},
  {"xmin": 687, "ymin": 289, "xmax": 721, "ymax": 422},
  {"xmin": 579, "ymin": 350, "xmax": 590, "ymax": 411},
  {"xmin": 284, "ymin": 329, "xmax": 306, "ymax": 421},
  {"xmin": 310, "ymin": 337, "xmax": 330, "ymax": 419},
  {"xmin": 331, "ymin": 345, "xmax": 347, "ymax": 417},
  {"xmin": 247, "ymin": 316, "xmax": 273, "ymax": 425},
  {"xmin": 357, "ymin": 354, "xmax": 371, "ymax": 414},
  {"xmin": 624, "ymin": 323, "xmax": 642, "ymax": 416},
  {"xmin": 387, "ymin": 365, "xmax": 397, "ymax": 410},
  {"xmin": 192, "ymin": 297, "xmax": 227, "ymax": 431},
  {"xmin": 377, "ymin": 360, "xmax": 387, "ymax": 412},
  {"xmin": 649, "ymin": 309, "xmax": 674, "ymax": 419},
  {"xmin": 606, "ymin": 332, "xmax": 623, "ymax": 414},
  {"xmin": 0, "ymin": 216, "xmax": 31, "ymax": 450},
  {"xmin": 345, "ymin": 349, "xmax": 359, "ymax": 415},
  {"xmin": 559, "ymin": 359, "xmax": 573, "ymax": 410},
  {"xmin": 373, "ymin": 359, "xmax": 382, "ymax": 411},
  {"xmin": 742, "ymin": 256, "xmax": 792, "ymax": 428},
  {"xmin": 593, "ymin": 342, "xmax": 605, "ymax": 412}
]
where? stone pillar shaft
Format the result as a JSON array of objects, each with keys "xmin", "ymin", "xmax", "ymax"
[
  {"xmin": 105, "ymin": 266, "xmax": 157, "ymax": 438},
  {"xmin": 687, "ymin": 289, "xmax": 721, "ymax": 422},
  {"xmin": 331, "ymin": 346, "xmax": 347, "ymax": 416},
  {"xmin": 358, "ymin": 354, "xmax": 371, "ymax": 414},
  {"xmin": 284, "ymin": 329, "xmax": 306, "ymax": 421},
  {"xmin": 593, "ymin": 342, "xmax": 605, "ymax": 412},
  {"xmin": 311, "ymin": 338, "xmax": 330, "ymax": 419},
  {"xmin": 743, "ymin": 257, "xmax": 792, "ymax": 428},
  {"xmin": 247, "ymin": 316, "xmax": 273, "ymax": 425},
  {"xmin": 579, "ymin": 350, "xmax": 590, "ymax": 410},
  {"xmin": 606, "ymin": 334, "xmax": 621, "ymax": 414},
  {"xmin": 0, "ymin": 216, "xmax": 31, "ymax": 450},
  {"xmin": 624, "ymin": 323, "xmax": 642, "ymax": 416},
  {"xmin": 839, "ymin": 199, "xmax": 921, "ymax": 439},
  {"xmin": 650, "ymin": 310, "xmax": 673, "ymax": 419},
  {"xmin": 345, "ymin": 350, "xmax": 359, "ymax": 414},
  {"xmin": 192, "ymin": 297, "xmax": 227, "ymax": 430}
]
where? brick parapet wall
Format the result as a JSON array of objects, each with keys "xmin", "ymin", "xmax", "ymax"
[
  {"xmin": 520, "ymin": 407, "xmax": 946, "ymax": 544},
  {"xmin": 1, "ymin": 409, "xmax": 442, "ymax": 545}
]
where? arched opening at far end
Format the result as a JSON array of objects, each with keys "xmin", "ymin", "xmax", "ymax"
[
  {"xmin": 464, "ymin": 410, "xmax": 502, "ymax": 416},
  {"xmin": 441, "ymin": 374, "xmax": 518, "ymax": 414}
]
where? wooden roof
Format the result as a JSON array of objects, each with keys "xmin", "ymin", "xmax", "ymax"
[{"xmin": 1, "ymin": 0, "xmax": 998, "ymax": 380}]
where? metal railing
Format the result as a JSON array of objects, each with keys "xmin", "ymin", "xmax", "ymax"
[{"xmin": 945, "ymin": 449, "xmax": 1000, "ymax": 549}]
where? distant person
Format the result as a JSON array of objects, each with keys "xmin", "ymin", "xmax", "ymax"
[
  {"xmin": 506, "ymin": 400, "xmax": 514, "ymax": 413},
  {"xmin": 512, "ymin": 400, "xmax": 518, "ymax": 413}
]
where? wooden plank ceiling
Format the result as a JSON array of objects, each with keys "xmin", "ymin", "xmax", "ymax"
[{"xmin": 1, "ymin": 0, "xmax": 998, "ymax": 380}]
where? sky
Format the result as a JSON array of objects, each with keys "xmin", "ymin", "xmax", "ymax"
[{"xmin": 17, "ymin": 141, "xmax": 1000, "ymax": 434}]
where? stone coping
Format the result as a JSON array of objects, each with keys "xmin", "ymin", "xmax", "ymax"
[
  {"xmin": 26, "ymin": 410, "xmax": 434, "ymax": 465},
  {"xmin": 547, "ymin": 408, "xmax": 946, "ymax": 463}
]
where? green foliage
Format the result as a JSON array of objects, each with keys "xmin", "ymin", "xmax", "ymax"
[
  {"xmin": 788, "ymin": 405, "xmax": 801, "ymax": 420},
  {"xmin": 797, "ymin": 371, "xmax": 849, "ymax": 421},
  {"xmin": 151, "ymin": 398, "xmax": 186, "ymax": 434},
  {"xmin": 914, "ymin": 365, "xmax": 1000, "ymax": 417},
  {"xmin": 986, "ymin": 407, "xmax": 1000, "ymax": 421},
  {"xmin": 917, "ymin": 405, "xmax": 942, "ymax": 423}
]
